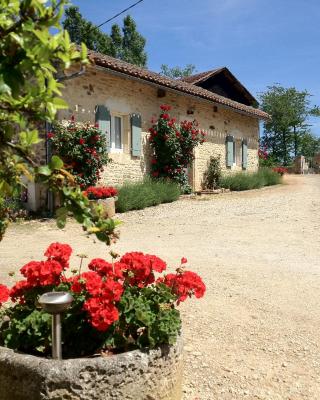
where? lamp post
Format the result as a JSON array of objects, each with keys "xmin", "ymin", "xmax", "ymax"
[{"xmin": 38, "ymin": 292, "xmax": 73, "ymax": 360}]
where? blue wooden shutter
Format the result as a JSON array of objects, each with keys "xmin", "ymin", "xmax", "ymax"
[
  {"xmin": 95, "ymin": 105, "xmax": 111, "ymax": 151},
  {"xmin": 226, "ymin": 135, "xmax": 234, "ymax": 167},
  {"xmin": 242, "ymin": 139, "xmax": 248, "ymax": 169},
  {"xmin": 131, "ymin": 113, "xmax": 142, "ymax": 157}
]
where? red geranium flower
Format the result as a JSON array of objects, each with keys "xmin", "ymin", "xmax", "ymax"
[
  {"xmin": 0, "ymin": 284, "xmax": 9, "ymax": 305},
  {"xmin": 159, "ymin": 270, "xmax": 206, "ymax": 304},
  {"xmin": 45, "ymin": 242, "xmax": 72, "ymax": 269}
]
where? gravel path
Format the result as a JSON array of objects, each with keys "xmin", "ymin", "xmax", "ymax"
[{"xmin": 1, "ymin": 175, "xmax": 320, "ymax": 400}]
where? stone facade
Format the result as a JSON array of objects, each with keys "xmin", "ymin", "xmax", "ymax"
[
  {"xmin": 0, "ymin": 335, "xmax": 183, "ymax": 400},
  {"xmin": 58, "ymin": 65, "xmax": 260, "ymax": 191}
]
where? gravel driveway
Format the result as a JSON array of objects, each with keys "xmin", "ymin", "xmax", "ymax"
[{"xmin": 1, "ymin": 175, "xmax": 320, "ymax": 400}]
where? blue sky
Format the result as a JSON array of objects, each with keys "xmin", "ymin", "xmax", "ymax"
[{"xmin": 70, "ymin": 0, "xmax": 320, "ymax": 135}]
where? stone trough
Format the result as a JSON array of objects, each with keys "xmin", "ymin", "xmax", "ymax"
[{"xmin": 0, "ymin": 336, "xmax": 183, "ymax": 400}]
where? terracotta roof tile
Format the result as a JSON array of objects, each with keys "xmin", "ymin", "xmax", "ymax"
[
  {"xmin": 88, "ymin": 50, "xmax": 270, "ymax": 120},
  {"xmin": 180, "ymin": 68, "xmax": 225, "ymax": 84}
]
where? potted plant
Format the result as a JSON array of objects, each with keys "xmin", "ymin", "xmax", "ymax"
[
  {"xmin": 0, "ymin": 243, "xmax": 205, "ymax": 400},
  {"xmin": 83, "ymin": 186, "xmax": 118, "ymax": 218}
]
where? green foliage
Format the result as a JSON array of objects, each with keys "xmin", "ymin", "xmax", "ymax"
[
  {"xmin": 111, "ymin": 284, "xmax": 181, "ymax": 350},
  {"xmin": 121, "ymin": 16, "xmax": 147, "ymax": 67},
  {"xmin": 116, "ymin": 178, "xmax": 180, "ymax": 213},
  {"xmin": 63, "ymin": 7, "xmax": 147, "ymax": 67},
  {"xmin": 160, "ymin": 64, "xmax": 196, "ymax": 79},
  {"xmin": 1, "ymin": 306, "xmax": 51, "ymax": 355},
  {"xmin": 203, "ymin": 156, "xmax": 222, "ymax": 189},
  {"xmin": 50, "ymin": 121, "xmax": 109, "ymax": 188},
  {"xmin": 220, "ymin": 168, "xmax": 282, "ymax": 191},
  {"xmin": 299, "ymin": 132, "xmax": 320, "ymax": 161},
  {"xmin": 0, "ymin": 0, "xmax": 117, "ymax": 245},
  {"xmin": 63, "ymin": 6, "xmax": 112, "ymax": 54},
  {"xmin": 259, "ymin": 85, "xmax": 320, "ymax": 165}
]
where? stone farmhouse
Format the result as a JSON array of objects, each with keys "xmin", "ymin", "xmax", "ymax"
[{"xmin": 57, "ymin": 50, "xmax": 269, "ymax": 191}]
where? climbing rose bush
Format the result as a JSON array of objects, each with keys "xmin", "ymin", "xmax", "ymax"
[
  {"xmin": 83, "ymin": 186, "xmax": 118, "ymax": 200},
  {"xmin": 49, "ymin": 119, "xmax": 109, "ymax": 188},
  {"xmin": 258, "ymin": 145, "xmax": 275, "ymax": 167},
  {"xmin": 149, "ymin": 105, "xmax": 206, "ymax": 193},
  {"xmin": 0, "ymin": 243, "xmax": 205, "ymax": 357}
]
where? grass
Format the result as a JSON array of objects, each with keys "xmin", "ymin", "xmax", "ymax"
[
  {"xmin": 116, "ymin": 178, "xmax": 181, "ymax": 213},
  {"xmin": 219, "ymin": 168, "xmax": 282, "ymax": 191}
]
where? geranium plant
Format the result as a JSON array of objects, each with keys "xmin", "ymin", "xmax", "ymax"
[
  {"xmin": 0, "ymin": 243, "xmax": 205, "ymax": 358},
  {"xmin": 49, "ymin": 120, "xmax": 110, "ymax": 188},
  {"xmin": 149, "ymin": 105, "xmax": 206, "ymax": 193},
  {"xmin": 84, "ymin": 186, "xmax": 118, "ymax": 200},
  {"xmin": 272, "ymin": 166, "xmax": 288, "ymax": 176}
]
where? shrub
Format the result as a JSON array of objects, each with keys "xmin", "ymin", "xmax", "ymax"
[
  {"xmin": 50, "ymin": 120, "xmax": 109, "ymax": 188},
  {"xmin": 203, "ymin": 156, "xmax": 222, "ymax": 189},
  {"xmin": 220, "ymin": 168, "xmax": 282, "ymax": 191},
  {"xmin": 116, "ymin": 179, "xmax": 180, "ymax": 213},
  {"xmin": 0, "ymin": 243, "xmax": 205, "ymax": 357},
  {"xmin": 149, "ymin": 105, "xmax": 205, "ymax": 193}
]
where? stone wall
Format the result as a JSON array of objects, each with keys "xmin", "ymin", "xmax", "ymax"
[
  {"xmin": 59, "ymin": 66, "xmax": 260, "ymax": 190},
  {"xmin": 0, "ymin": 335, "xmax": 183, "ymax": 400}
]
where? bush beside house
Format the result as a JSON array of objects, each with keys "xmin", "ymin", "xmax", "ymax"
[
  {"xmin": 220, "ymin": 168, "xmax": 282, "ymax": 191},
  {"xmin": 116, "ymin": 179, "xmax": 180, "ymax": 213}
]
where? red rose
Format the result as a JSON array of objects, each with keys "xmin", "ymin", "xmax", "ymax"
[
  {"xmin": 160, "ymin": 105, "xmax": 171, "ymax": 112},
  {"xmin": 79, "ymin": 138, "xmax": 85, "ymax": 145},
  {"xmin": 181, "ymin": 257, "xmax": 187, "ymax": 264}
]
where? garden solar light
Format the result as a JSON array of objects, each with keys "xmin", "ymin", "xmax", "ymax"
[{"xmin": 38, "ymin": 291, "xmax": 73, "ymax": 360}]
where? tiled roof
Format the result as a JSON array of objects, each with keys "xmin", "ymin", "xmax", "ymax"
[
  {"xmin": 180, "ymin": 68, "xmax": 225, "ymax": 84},
  {"xmin": 88, "ymin": 50, "xmax": 270, "ymax": 120}
]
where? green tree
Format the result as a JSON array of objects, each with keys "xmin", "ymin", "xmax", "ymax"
[
  {"xmin": 63, "ymin": 6, "xmax": 112, "ymax": 54},
  {"xmin": 63, "ymin": 7, "xmax": 147, "ymax": 67},
  {"xmin": 0, "ymin": 0, "xmax": 118, "ymax": 243},
  {"xmin": 259, "ymin": 85, "xmax": 320, "ymax": 165},
  {"xmin": 299, "ymin": 132, "xmax": 320, "ymax": 161},
  {"xmin": 110, "ymin": 24, "xmax": 123, "ymax": 59},
  {"xmin": 122, "ymin": 16, "xmax": 147, "ymax": 67},
  {"xmin": 160, "ymin": 64, "xmax": 196, "ymax": 79}
]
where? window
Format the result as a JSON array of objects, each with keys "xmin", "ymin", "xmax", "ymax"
[
  {"xmin": 235, "ymin": 140, "xmax": 242, "ymax": 166},
  {"xmin": 111, "ymin": 115, "xmax": 123, "ymax": 152}
]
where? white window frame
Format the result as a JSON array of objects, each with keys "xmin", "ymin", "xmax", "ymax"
[{"xmin": 110, "ymin": 114, "xmax": 124, "ymax": 153}]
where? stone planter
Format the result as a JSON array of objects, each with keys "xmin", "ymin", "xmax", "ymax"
[
  {"xmin": 0, "ymin": 335, "xmax": 183, "ymax": 400},
  {"xmin": 90, "ymin": 196, "xmax": 117, "ymax": 218}
]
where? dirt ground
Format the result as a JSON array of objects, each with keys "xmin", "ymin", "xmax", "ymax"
[{"xmin": 1, "ymin": 174, "xmax": 320, "ymax": 400}]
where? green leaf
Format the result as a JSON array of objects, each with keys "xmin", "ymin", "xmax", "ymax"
[
  {"xmin": 56, "ymin": 207, "xmax": 67, "ymax": 229},
  {"xmin": 52, "ymin": 97, "xmax": 68, "ymax": 109},
  {"xmin": 49, "ymin": 155, "xmax": 63, "ymax": 170},
  {"xmin": 37, "ymin": 165, "xmax": 52, "ymax": 176}
]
